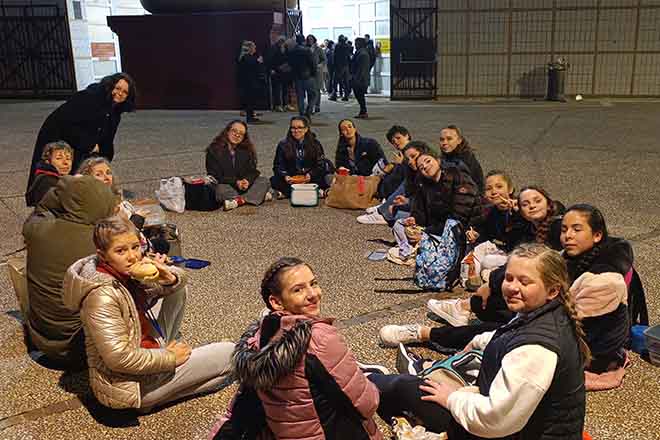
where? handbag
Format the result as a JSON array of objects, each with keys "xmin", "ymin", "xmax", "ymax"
[
  {"xmin": 290, "ymin": 183, "xmax": 319, "ymax": 207},
  {"xmin": 419, "ymin": 350, "xmax": 483, "ymax": 388},
  {"xmin": 184, "ymin": 181, "xmax": 220, "ymax": 211},
  {"xmin": 143, "ymin": 223, "xmax": 182, "ymax": 256},
  {"xmin": 325, "ymin": 174, "xmax": 381, "ymax": 210}
]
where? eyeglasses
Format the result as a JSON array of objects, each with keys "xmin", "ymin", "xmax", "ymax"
[{"xmin": 290, "ymin": 126, "xmax": 307, "ymax": 131}]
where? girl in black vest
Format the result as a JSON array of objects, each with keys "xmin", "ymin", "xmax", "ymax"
[
  {"xmin": 370, "ymin": 243, "xmax": 589, "ymax": 440},
  {"xmin": 270, "ymin": 116, "xmax": 334, "ymax": 198},
  {"xmin": 335, "ymin": 119, "xmax": 385, "ymax": 176},
  {"xmin": 206, "ymin": 120, "xmax": 270, "ymax": 211},
  {"xmin": 561, "ymin": 204, "xmax": 632, "ymax": 374}
]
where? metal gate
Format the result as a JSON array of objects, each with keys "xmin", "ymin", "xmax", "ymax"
[
  {"xmin": 436, "ymin": 0, "xmax": 660, "ymax": 98},
  {"xmin": 390, "ymin": 0, "xmax": 438, "ymax": 100},
  {"xmin": 0, "ymin": 4, "xmax": 76, "ymax": 98}
]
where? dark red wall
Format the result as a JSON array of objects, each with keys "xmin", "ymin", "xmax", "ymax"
[{"xmin": 108, "ymin": 11, "xmax": 280, "ymax": 110}]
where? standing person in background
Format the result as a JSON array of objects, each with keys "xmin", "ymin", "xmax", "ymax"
[
  {"xmin": 306, "ymin": 34, "xmax": 326, "ymax": 114},
  {"xmin": 236, "ymin": 40, "xmax": 264, "ymax": 124},
  {"xmin": 28, "ymin": 72, "xmax": 136, "ymax": 193},
  {"xmin": 351, "ymin": 37, "xmax": 372, "ymax": 119},
  {"xmin": 371, "ymin": 41, "xmax": 383, "ymax": 94},
  {"xmin": 325, "ymin": 40, "xmax": 335, "ymax": 96},
  {"xmin": 365, "ymin": 34, "xmax": 377, "ymax": 70},
  {"xmin": 286, "ymin": 36, "xmax": 317, "ymax": 119},
  {"xmin": 267, "ymin": 36, "xmax": 292, "ymax": 113},
  {"xmin": 331, "ymin": 35, "xmax": 351, "ymax": 102}
]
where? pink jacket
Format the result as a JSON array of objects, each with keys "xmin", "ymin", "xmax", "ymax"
[{"xmin": 210, "ymin": 313, "xmax": 382, "ymax": 440}]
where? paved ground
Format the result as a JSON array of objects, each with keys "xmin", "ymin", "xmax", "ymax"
[{"xmin": 0, "ymin": 96, "xmax": 659, "ymax": 440}]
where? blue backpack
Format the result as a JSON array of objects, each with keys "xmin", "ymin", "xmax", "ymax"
[{"xmin": 414, "ymin": 219, "xmax": 463, "ymax": 291}]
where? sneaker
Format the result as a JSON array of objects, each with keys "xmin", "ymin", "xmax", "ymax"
[
  {"xmin": 387, "ymin": 247, "xmax": 415, "ymax": 266},
  {"xmin": 365, "ymin": 203, "xmax": 382, "ymax": 214},
  {"xmin": 357, "ymin": 212, "xmax": 387, "ymax": 225},
  {"xmin": 223, "ymin": 199, "xmax": 239, "ymax": 211},
  {"xmin": 275, "ymin": 190, "xmax": 287, "ymax": 200},
  {"xmin": 264, "ymin": 191, "xmax": 273, "ymax": 202},
  {"xmin": 356, "ymin": 361, "xmax": 391, "ymax": 376},
  {"xmin": 396, "ymin": 343, "xmax": 425, "ymax": 376},
  {"xmin": 273, "ymin": 106, "xmax": 284, "ymax": 112},
  {"xmin": 379, "ymin": 324, "xmax": 423, "ymax": 347},
  {"xmin": 285, "ymin": 105, "xmax": 296, "ymax": 112},
  {"xmin": 427, "ymin": 299, "xmax": 470, "ymax": 327}
]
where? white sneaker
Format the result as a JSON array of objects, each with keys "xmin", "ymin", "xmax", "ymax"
[
  {"xmin": 357, "ymin": 212, "xmax": 387, "ymax": 225},
  {"xmin": 387, "ymin": 247, "xmax": 415, "ymax": 266},
  {"xmin": 366, "ymin": 203, "xmax": 382, "ymax": 214},
  {"xmin": 379, "ymin": 324, "xmax": 423, "ymax": 347},
  {"xmin": 427, "ymin": 298, "xmax": 470, "ymax": 327},
  {"xmin": 264, "ymin": 191, "xmax": 273, "ymax": 202},
  {"xmin": 223, "ymin": 199, "xmax": 239, "ymax": 211}
]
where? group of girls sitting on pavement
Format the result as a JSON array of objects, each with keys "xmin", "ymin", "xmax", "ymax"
[{"xmin": 21, "ymin": 113, "xmax": 644, "ymax": 439}]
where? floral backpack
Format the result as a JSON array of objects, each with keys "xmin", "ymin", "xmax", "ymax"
[{"xmin": 414, "ymin": 219, "xmax": 464, "ymax": 291}]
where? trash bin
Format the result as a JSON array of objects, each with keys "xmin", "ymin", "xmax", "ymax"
[{"xmin": 547, "ymin": 58, "xmax": 568, "ymax": 102}]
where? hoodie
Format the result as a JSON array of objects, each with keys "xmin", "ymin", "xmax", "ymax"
[{"xmin": 23, "ymin": 175, "xmax": 118, "ymax": 362}]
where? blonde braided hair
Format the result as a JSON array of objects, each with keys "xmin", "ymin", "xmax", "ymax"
[{"xmin": 509, "ymin": 243, "xmax": 592, "ymax": 365}]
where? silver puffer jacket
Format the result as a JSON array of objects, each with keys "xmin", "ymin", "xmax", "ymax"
[{"xmin": 63, "ymin": 255, "xmax": 187, "ymax": 409}]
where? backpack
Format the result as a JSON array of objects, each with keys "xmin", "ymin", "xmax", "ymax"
[
  {"xmin": 414, "ymin": 219, "xmax": 465, "ymax": 291},
  {"xmin": 420, "ymin": 350, "xmax": 483, "ymax": 388}
]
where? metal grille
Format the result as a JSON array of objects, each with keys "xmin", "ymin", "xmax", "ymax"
[
  {"xmin": 390, "ymin": 0, "xmax": 439, "ymax": 99},
  {"xmin": 436, "ymin": 0, "xmax": 660, "ymax": 97},
  {"xmin": 0, "ymin": 4, "xmax": 76, "ymax": 98}
]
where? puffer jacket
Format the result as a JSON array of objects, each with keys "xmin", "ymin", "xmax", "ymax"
[
  {"xmin": 210, "ymin": 313, "xmax": 382, "ymax": 440},
  {"xmin": 63, "ymin": 255, "xmax": 187, "ymax": 409}
]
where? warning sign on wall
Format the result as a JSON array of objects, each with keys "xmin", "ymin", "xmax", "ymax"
[{"xmin": 376, "ymin": 38, "xmax": 390, "ymax": 54}]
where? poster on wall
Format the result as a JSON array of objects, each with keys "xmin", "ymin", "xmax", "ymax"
[{"xmin": 377, "ymin": 38, "xmax": 390, "ymax": 54}]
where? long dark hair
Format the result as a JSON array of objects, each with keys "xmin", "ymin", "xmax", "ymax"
[
  {"xmin": 563, "ymin": 204, "xmax": 609, "ymax": 280},
  {"xmin": 208, "ymin": 120, "xmax": 257, "ymax": 162},
  {"xmin": 282, "ymin": 116, "xmax": 323, "ymax": 161},
  {"xmin": 336, "ymin": 118, "xmax": 358, "ymax": 152},
  {"xmin": 100, "ymin": 72, "xmax": 136, "ymax": 113}
]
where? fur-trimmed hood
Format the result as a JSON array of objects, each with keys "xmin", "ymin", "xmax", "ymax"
[{"xmin": 233, "ymin": 313, "xmax": 332, "ymax": 390}]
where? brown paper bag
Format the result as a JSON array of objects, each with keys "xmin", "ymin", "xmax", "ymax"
[{"xmin": 325, "ymin": 174, "xmax": 381, "ymax": 210}]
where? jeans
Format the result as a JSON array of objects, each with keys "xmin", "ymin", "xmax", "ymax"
[
  {"xmin": 377, "ymin": 182, "xmax": 407, "ymax": 222},
  {"xmin": 294, "ymin": 78, "xmax": 317, "ymax": 116}
]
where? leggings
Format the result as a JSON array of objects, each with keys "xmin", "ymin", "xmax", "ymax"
[{"xmin": 368, "ymin": 373, "xmax": 453, "ymax": 434}]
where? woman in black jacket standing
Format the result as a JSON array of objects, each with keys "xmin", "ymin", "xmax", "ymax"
[
  {"xmin": 237, "ymin": 40, "xmax": 264, "ymax": 123},
  {"xmin": 351, "ymin": 37, "xmax": 372, "ymax": 118},
  {"xmin": 27, "ymin": 72, "xmax": 136, "ymax": 193},
  {"xmin": 270, "ymin": 116, "xmax": 333, "ymax": 198},
  {"xmin": 335, "ymin": 119, "xmax": 385, "ymax": 176},
  {"xmin": 206, "ymin": 120, "xmax": 271, "ymax": 211}
]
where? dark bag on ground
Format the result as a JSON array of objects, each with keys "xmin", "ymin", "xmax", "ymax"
[
  {"xmin": 184, "ymin": 180, "xmax": 219, "ymax": 211},
  {"xmin": 143, "ymin": 224, "xmax": 182, "ymax": 256}
]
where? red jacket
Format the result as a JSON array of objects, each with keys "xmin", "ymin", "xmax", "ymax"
[{"xmin": 210, "ymin": 313, "xmax": 382, "ymax": 440}]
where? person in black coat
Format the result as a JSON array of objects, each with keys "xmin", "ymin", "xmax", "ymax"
[
  {"xmin": 331, "ymin": 35, "xmax": 351, "ymax": 101},
  {"xmin": 439, "ymin": 125, "xmax": 484, "ymax": 193},
  {"xmin": 270, "ymin": 116, "xmax": 333, "ymax": 198},
  {"xmin": 25, "ymin": 141, "xmax": 74, "ymax": 207},
  {"xmin": 27, "ymin": 72, "xmax": 136, "ymax": 193},
  {"xmin": 237, "ymin": 41, "xmax": 265, "ymax": 123},
  {"xmin": 351, "ymin": 37, "xmax": 372, "ymax": 118},
  {"xmin": 285, "ymin": 36, "xmax": 317, "ymax": 118},
  {"xmin": 206, "ymin": 120, "xmax": 270, "ymax": 210},
  {"xmin": 266, "ymin": 37, "xmax": 292, "ymax": 112},
  {"xmin": 335, "ymin": 119, "xmax": 385, "ymax": 176}
]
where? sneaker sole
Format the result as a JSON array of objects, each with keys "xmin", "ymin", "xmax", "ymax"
[
  {"xmin": 427, "ymin": 301, "xmax": 469, "ymax": 327},
  {"xmin": 396, "ymin": 343, "xmax": 420, "ymax": 376},
  {"xmin": 357, "ymin": 218, "xmax": 388, "ymax": 225},
  {"xmin": 357, "ymin": 362, "xmax": 391, "ymax": 375},
  {"xmin": 386, "ymin": 254, "xmax": 415, "ymax": 266}
]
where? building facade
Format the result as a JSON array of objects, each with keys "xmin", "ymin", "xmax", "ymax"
[{"xmin": 299, "ymin": 0, "xmax": 391, "ymax": 95}]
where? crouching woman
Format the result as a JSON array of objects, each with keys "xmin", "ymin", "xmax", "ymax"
[
  {"xmin": 63, "ymin": 216, "xmax": 234, "ymax": 412},
  {"xmin": 210, "ymin": 257, "xmax": 382, "ymax": 440}
]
